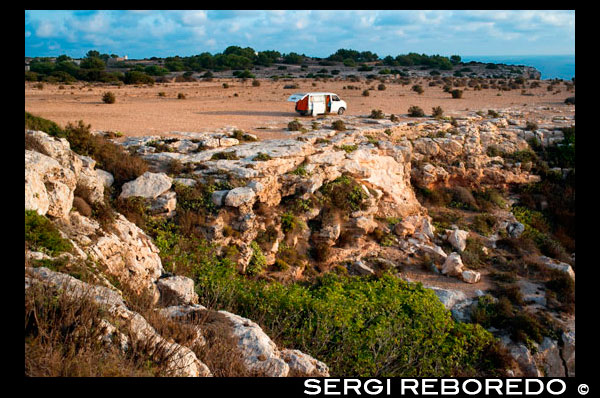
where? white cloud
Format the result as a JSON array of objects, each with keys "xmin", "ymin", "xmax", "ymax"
[{"xmin": 181, "ymin": 10, "xmax": 207, "ymax": 25}]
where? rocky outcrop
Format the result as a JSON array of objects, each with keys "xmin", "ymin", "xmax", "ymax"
[
  {"xmin": 218, "ymin": 310, "xmax": 290, "ymax": 377},
  {"xmin": 26, "ymin": 267, "xmax": 211, "ymax": 377},
  {"xmin": 25, "ymin": 149, "xmax": 76, "ymax": 219},
  {"xmin": 120, "ymin": 172, "xmax": 172, "ymax": 199},
  {"xmin": 156, "ymin": 275, "xmax": 198, "ymax": 306}
]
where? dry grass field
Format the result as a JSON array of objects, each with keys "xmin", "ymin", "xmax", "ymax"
[{"xmin": 25, "ymin": 79, "xmax": 574, "ymax": 139}]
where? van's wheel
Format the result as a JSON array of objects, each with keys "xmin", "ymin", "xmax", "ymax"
[{"xmin": 338, "ymin": 108, "xmax": 345, "ymax": 115}]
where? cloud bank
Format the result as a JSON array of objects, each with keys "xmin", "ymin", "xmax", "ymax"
[{"xmin": 24, "ymin": 10, "xmax": 575, "ymax": 58}]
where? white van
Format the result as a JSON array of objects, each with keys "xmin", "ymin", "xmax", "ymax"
[{"xmin": 287, "ymin": 92, "xmax": 347, "ymax": 116}]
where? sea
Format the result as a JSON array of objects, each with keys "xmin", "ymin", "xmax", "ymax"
[{"xmin": 461, "ymin": 55, "xmax": 575, "ymax": 80}]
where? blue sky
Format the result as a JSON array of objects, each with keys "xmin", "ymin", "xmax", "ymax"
[{"xmin": 24, "ymin": 10, "xmax": 575, "ymax": 59}]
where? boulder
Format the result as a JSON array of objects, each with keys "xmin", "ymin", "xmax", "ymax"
[
  {"xmin": 539, "ymin": 256, "xmax": 575, "ymax": 281},
  {"xmin": 280, "ymin": 349, "xmax": 330, "ymax": 377},
  {"xmin": 218, "ymin": 311, "xmax": 289, "ymax": 377},
  {"xmin": 149, "ymin": 191, "xmax": 177, "ymax": 216},
  {"xmin": 441, "ymin": 252, "xmax": 465, "ymax": 276},
  {"xmin": 25, "ymin": 150, "xmax": 76, "ymax": 219},
  {"xmin": 224, "ymin": 187, "xmax": 256, "ymax": 207},
  {"xmin": 96, "ymin": 169, "xmax": 114, "ymax": 187},
  {"xmin": 461, "ymin": 270, "xmax": 481, "ymax": 284},
  {"xmin": 120, "ymin": 172, "xmax": 173, "ymax": 199},
  {"xmin": 157, "ymin": 275, "xmax": 199, "ymax": 306},
  {"xmin": 507, "ymin": 222, "xmax": 525, "ymax": 238},
  {"xmin": 446, "ymin": 228, "xmax": 468, "ymax": 252},
  {"xmin": 87, "ymin": 214, "xmax": 164, "ymax": 298}
]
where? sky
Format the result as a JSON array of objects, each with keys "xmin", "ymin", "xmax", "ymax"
[{"xmin": 24, "ymin": 10, "xmax": 575, "ymax": 59}]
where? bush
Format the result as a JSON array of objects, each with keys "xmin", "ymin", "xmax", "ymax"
[
  {"xmin": 61, "ymin": 120, "xmax": 148, "ymax": 189},
  {"xmin": 158, "ymin": 91, "xmax": 166, "ymax": 97},
  {"xmin": 432, "ymin": 106, "xmax": 444, "ymax": 118},
  {"xmin": 252, "ymin": 79, "xmax": 260, "ymax": 87},
  {"xmin": 25, "ymin": 112, "xmax": 64, "ymax": 137},
  {"xmin": 319, "ymin": 175, "xmax": 368, "ymax": 214},
  {"xmin": 412, "ymin": 84, "xmax": 424, "ymax": 94},
  {"xmin": 525, "ymin": 121, "xmax": 538, "ymax": 131},
  {"xmin": 25, "ymin": 210, "xmax": 73, "ymax": 256},
  {"xmin": 246, "ymin": 241, "xmax": 266, "ymax": 276},
  {"xmin": 288, "ymin": 120, "xmax": 302, "ymax": 131},
  {"xmin": 25, "ymin": 283, "xmax": 159, "ymax": 376},
  {"xmin": 177, "ymin": 93, "xmax": 186, "ymax": 99},
  {"xmin": 254, "ymin": 152, "xmax": 272, "ymax": 161},
  {"xmin": 222, "ymin": 83, "xmax": 229, "ymax": 88},
  {"xmin": 450, "ymin": 89, "xmax": 463, "ymax": 99},
  {"xmin": 370, "ymin": 109, "xmax": 384, "ymax": 119},
  {"xmin": 377, "ymin": 83, "xmax": 386, "ymax": 91},
  {"xmin": 362, "ymin": 89, "xmax": 370, "ymax": 97},
  {"xmin": 408, "ymin": 105, "xmax": 425, "ymax": 117},
  {"xmin": 210, "ymin": 151, "xmax": 239, "ymax": 160},
  {"xmin": 72, "ymin": 196, "xmax": 92, "ymax": 217},
  {"xmin": 102, "ymin": 91, "xmax": 116, "ymax": 104},
  {"xmin": 332, "ymin": 120, "xmax": 346, "ymax": 131},
  {"xmin": 390, "ymin": 114, "xmax": 399, "ymax": 122}
]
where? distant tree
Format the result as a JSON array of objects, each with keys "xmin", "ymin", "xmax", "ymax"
[
  {"xmin": 80, "ymin": 57, "xmax": 105, "ymax": 70},
  {"xmin": 85, "ymin": 50, "xmax": 101, "ymax": 59},
  {"xmin": 450, "ymin": 55, "xmax": 462, "ymax": 65},
  {"xmin": 56, "ymin": 54, "xmax": 71, "ymax": 63}
]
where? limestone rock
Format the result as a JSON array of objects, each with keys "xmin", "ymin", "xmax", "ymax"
[
  {"xmin": 87, "ymin": 214, "xmax": 164, "ymax": 298},
  {"xmin": 441, "ymin": 252, "xmax": 465, "ymax": 276},
  {"xmin": 120, "ymin": 172, "xmax": 173, "ymax": 199},
  {"xmin": 224, "ymin": 187, "xmax": 256, "ymax": 207},
  {"xmin": 157, "ymin": 275, "xmax": 199, "ymax": 306},
  {"xmin": 461, "ymin": 270, "xmax": 481, "ymax": 284},
  {"xmin": 218, "ymin": 310, "xmax": 289, "ymax": 377},
  {"xmin": 446, "ymin": 228, "xmax": 469, "ymax": 252},
  {"xmin": 280, "ymin": 349, "xmax": 330, "ymax": 377},
  {"xmin": 25, "ymin": 150, "xmax": 76, "ymax": 219},
  {"xmin": 96, "ymin": 169, "xmax": 114, "ymax": 187}
]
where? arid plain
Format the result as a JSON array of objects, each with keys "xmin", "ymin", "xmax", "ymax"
[{"xmin": 25, "ymin": 79, "xmax": 574, "ymax": 139}]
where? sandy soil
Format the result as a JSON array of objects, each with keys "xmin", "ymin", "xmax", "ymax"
[{"xmin": 25, "ymin": 79, "xmax": 574, "ymax": 140}]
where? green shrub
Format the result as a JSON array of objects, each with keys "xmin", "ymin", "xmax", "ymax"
[
  {"xmin": 362, "ymin": 89, "xmax": 370, "ymax": 97},
  {"xmin": 472, "ymin": 214, "xmax": 496, "ymax": 236},
  {"xmin": 370, "ymin": 109, "xmax": 384, "ymax": 119},
  {"xmin": 290, "ymin": 164, "xmax": 308, "ymax": 176},
  {"xmin": 102, "ymin": 91, "xmax": 116, "ymax": 104},
  {"xmin": 408, "ymin": 106, "xmax": 425, "ymax": 117},
  {"xmin": 320, "ymin": 175, "xmax": 368, "ymax": 213},
  {"xmin": 338, "ymin": 144, "xmax": 358, "ymax": 153},
  {"xmin": 25, "ymin": 210, "xmax": 73, "ymax": 256},
  {"xmin": 210, "ymin": 151, "xmax": 239, "ymax": 160},
  {"xmin": 390, "ymin": 114, "xmax": 399, "ymax": 122},
  {"xmin": 252, "ymin": 79, "xmax": 261, "ymax": 87},
  {"xmin": 377, "ymin": 83, "xmax": 386, "ymax": 91},
  {"xmin": 332, "ymin": 120, "xmax": 346, "ymax": 131},
  {"xmin": 246, "ymin": 241, "xmax": 267, "ymax": 276},
  {"xmin": 177, "ymin": 93, "xmax": 186, "ymax": 99},
  {"xmin": 432, "ymin": 106, "xmax": 444, "ymax": 118},
  {"xmin": 412, "ymin": 84, "xmax": 424, "ymax": 94},
  {"xmin": 281, "ymin": 212, "xmax": 301, "ymax": 234},
  {"xmin": 254, "ymin": 152, "xmax": 272, "ymax": 161},
  {"xmin": 25, "ymin": 112, "xmax": 64, "ymax": 137},
  {"xmin": 62, "ymin": 120, "xmax": 148, "ymax": 189},
  {"xmin": 450, "ymin": 89, "xmax": 463, "ymax": 99},
  {"xmin": 288, "ymin": 120, "xmax": 302, "ymax": 131}
]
